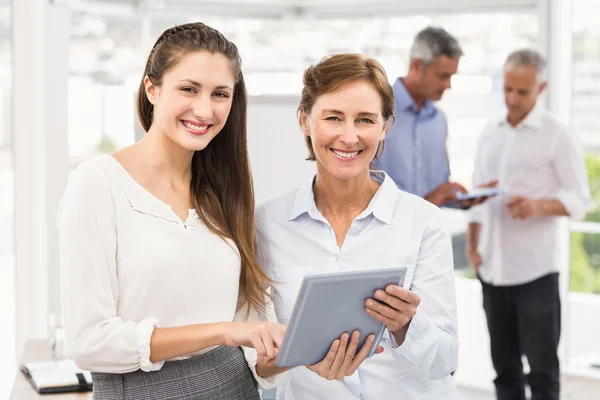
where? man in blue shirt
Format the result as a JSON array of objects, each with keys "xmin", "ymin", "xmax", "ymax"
[{"xmin": 374, "ymin": 27, "xmax": 477, "ymax": 207}]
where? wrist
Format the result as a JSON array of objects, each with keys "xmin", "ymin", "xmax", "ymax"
[
  {"xmin": 392, "ymin": 321, "xmax": 411, "ymax": 346},
  {"xmin": 533, "ymin": 199, "xmax": 543, "ymax": 216},
  {"xmin": 214, "ymin": 322, "xmax": 229, "ymax": 346}
]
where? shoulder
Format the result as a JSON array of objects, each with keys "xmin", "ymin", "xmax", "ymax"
[
  {"xmin": 63, "ymin": 155, "xmax": 117, "ymax": 205},
  {"xmin": 476, "ymin": 119, "xmax": 502, "ymax": 146},
  {"xmin": 396, "ymin": 189, "xmax": 444, "ymax": 226},
  {"xmin": 256, "ymin": 189, "xmax": 299, "ymax": 230},
  {"xmin": 539, "ymin": 109, "xmax": 571, "ymax": 138}
]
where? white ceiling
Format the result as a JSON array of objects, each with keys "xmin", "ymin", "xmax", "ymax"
[{"xmin": 58, "ymin": 0, "xmax": 538, "ymax": 19}]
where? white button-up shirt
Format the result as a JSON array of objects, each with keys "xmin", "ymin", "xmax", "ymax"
[
  {"xmin": 468, "ymin": 103, "xmax": 591, "ymax": 286},
  {"xmin": 57, "ymin": 155, "xmax": 277, "ymax": 388},
  {"xmin": 256, "ymin": 171, "xmax": 460, "ymax": 400}
]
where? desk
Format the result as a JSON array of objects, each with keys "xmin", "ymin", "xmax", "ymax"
[{"xmin": 10, "ymin": 340, "xmax": 91, "ymax": 400}]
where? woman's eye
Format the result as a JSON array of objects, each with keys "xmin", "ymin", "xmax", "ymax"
[
  {"xmin": 213, "ymin": 92, "xmax": 230, "ymax": 99},
  {"xmin": 325, "ymin": 116, "xmax": 341, "ymax": 121},
  {"xmin": 181, "ymin": 87, "xmax": 197, "ymax": 94},
  {"xmin": 359, "ymin": 118, "xmax": 375, "ymax": 124}
]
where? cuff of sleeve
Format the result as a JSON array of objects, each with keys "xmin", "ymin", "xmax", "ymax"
[
  {"xmin": 389, "ymin": 310, "xmax": 436, "ymax": 366},
  {"xmin": 241, "ymin": 346, "xmax": 282, "ymax": 390},
  {"xmin": 136, "ymin": 318, "xmax": 164, "ymax": 372},
  {"xmin": 556, "ymin": 190, "xmax": 586, "ymax": 220}
]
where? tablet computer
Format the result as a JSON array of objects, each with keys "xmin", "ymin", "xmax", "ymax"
[
  {"xmin": 456, "ymin": 187, "xmax": 504, "ymax": 201},
  {"xmin": 275, "ymin": 266, "xmax": 408, "ymax": 367}
]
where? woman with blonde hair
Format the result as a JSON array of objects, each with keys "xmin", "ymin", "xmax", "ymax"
[{"xmin": 256, "ymin": 54, "xmax": 460, "ymax": 399}]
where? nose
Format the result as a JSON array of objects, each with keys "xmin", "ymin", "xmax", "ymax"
[
  {"xmin": 506, "ymin": 93, "xmax": 518, "ymax": 107},
  {"xmin": 339, "ymin": 122, "xmax": 359, "ymax": 147},
  {"xmin": 192, "ymin": 94, "xmax": 213, "ymax": 121},
  {"xmin": 445, "ymin": 78, "xmax": 452, "ymax": 90}
]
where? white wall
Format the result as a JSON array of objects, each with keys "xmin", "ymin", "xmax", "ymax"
[{"xmin": 247, "ymin": 95, "xmax": 315, "ymax": 205}]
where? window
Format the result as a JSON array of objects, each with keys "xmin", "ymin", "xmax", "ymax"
[
  {"xmin": 565, "ymin": 0, "xmax": 600, "ymax": 373},
  {"xmin": 571, "ymin": 0, "xmax": 600, "ymax": 296},
  {"xmin": 66, "ymin": 9, "xmax": 539, "ymax": 279},
  {"xmin": 0, "ymin": 0, "xmax": 14, "ymax": 397}
]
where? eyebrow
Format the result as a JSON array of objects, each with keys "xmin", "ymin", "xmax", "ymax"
[
  {"xmin": 177, "ymin": 79, "xmax": 233, "ymax": 91},
  {"xmin": 322, "ymin": 109, "xmax": 379, "ymax": 119}
]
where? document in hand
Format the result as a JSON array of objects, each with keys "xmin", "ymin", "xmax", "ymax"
[
  {"xmin": 455, "ymin": 187, "xmax": 505, "ymax": 201},
  {"xmin": 275, "ymin": 266, "xmax": 408, "ymax": 367},
  {"xmin": 21, "ymin": 359, "xmax": 92, "ymax": 394}
]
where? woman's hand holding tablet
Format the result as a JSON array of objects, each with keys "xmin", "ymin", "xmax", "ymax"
[
  {"xmin": 365, "ymin": 284, "xmax": 421, "ymax": 345},
  {"xmin": 306, "ymin": 330, "xmax": 384, "ymax": 380},
  {"xmin": 274, "ymin": 266, "xmax": 407, "ymax": 369}
]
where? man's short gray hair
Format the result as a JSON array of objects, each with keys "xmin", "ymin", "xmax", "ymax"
[
  {"xmin": 504, "ymin": 49, "xmax": 547, "ymax": 81},
  {"xmin": 410, "ymin": 26, "xmax": 463, "ymax": 66}
]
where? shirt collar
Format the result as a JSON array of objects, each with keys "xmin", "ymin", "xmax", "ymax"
[
  {"xmin": 288, "ymin": 170, "xmax": 398, "ymax": 225},
  {"xmin": 498, "ymin": 102, "xmax": 544, "ymax": 129},
  {"xmin": 393, "ymin": 77, "xmax": 437, "ymax": 118}
]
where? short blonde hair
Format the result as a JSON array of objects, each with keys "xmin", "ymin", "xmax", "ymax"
[{"xmin": 298, "ymin": 53, "xmax": 395, "ymax": 161}]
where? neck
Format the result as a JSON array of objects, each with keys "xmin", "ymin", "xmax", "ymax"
[
  {"xmin": 507, "ymin": 106, "xmax": 535, "ymax": 128},
  {"xmin": 137, "ymin": 126, "xmax": 195, "ymax": 182},
  {"xmin": 313, "ymin": 168, "xmax": 379, "ymax": 218},
  {"xmin": 402, "ymin": 75, "xmax": 427, "ymax": 110}
]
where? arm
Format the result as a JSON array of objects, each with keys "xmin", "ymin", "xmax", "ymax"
[
  {"xmin": 507, "ymin": 129, "xmax": 591, "ymax": 220},
  {"xmin": 534, "ymin": 199, "xmax": 568, "ymax": 217},
  {"xmin": 236, "ymin": 299, "xmax": 292, "ymax": 388},
  {"xmin": 551, "ymin": 128, "xmax": 591, "ymax": 220},
  {"xmin": 467, "ymin": 222, "xmax": 482, "ymax": 255},
  {"xmin": 59, "ymin": 164, "xmax": 282, "ymax": 373},
  {"xmin": 388, "ymin": 212, "xmax": 458, "ymax": 380},
  {"xmin": 58, "ymin": 163, "xmax": 165, "ymax": 373}
]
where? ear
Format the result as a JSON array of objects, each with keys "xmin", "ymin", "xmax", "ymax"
[
  {"xmin": 380, "ymin": 120, "xmax": 389, "ymax": 141},
  {"xmin": 538, "ymin": 81, "xmax": 548, "ymax": 95},
  {"xmin": 299, "ymin": 109, "xmax": 311, "ymax": 137},
  {"xmin": 410, "ymin": 58, "xmax": 424, "ymax": 74},
  {"xmin": 144, "ymin": 76, "xmax": 158, "ymax": 105}
]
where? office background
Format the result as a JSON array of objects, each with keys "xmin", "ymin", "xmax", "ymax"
[{"xmin": 1, "ymin": 0, "xmax": 600, "ymax": 398}]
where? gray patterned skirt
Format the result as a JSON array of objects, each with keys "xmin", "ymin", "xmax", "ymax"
[{"xmin": 91, "ymin": 346, "xmax": 260, "ymax": 400}]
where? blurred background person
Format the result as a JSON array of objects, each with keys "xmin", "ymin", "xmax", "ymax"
[{"xmin": 467, "ymin": 49, "xmax": 591, "ymax": 400}]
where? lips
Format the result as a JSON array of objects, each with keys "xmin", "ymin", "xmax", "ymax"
[
  {"xmin": 181, "ymin": 120, "xmax": 211, "ymax": 135},
  {"xmin": 330, "ymin": 148, "xmax": 363, "ymax": 159}
]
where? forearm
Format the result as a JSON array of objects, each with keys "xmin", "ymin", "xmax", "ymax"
[
  {"xmin": 535, "ymin": 199, "xmax": 569, "ymax": 217},
  {"xmin": 255, "ymin": 364, "xmax": 294, "ymax": 378},
  {"xmin": 149, "ymin": 323, "xmax": 227, "ymax": 363},
  {"xmin": 467, "ymin": 222, "xmax": 482, "ymax": 251}
]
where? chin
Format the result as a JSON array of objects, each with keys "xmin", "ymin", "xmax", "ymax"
[
  {"xmin": 178, "ymin": 136, "xmax": 215, "ymax": 152},
  {"xmin": 325, "ymin": 165, "xmax": 369, "ymax": 182}
]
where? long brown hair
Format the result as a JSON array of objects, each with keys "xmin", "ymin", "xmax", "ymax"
[
  {"xmin": 298, "ymin": 53, "xmax": 395, "ymax": 161},
  {"xmin": 136, "ymin": 22, "xmax": 270, "ymax": 315}
]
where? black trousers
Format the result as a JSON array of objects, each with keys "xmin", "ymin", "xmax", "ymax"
[{"xmin": 480, "ymin": 273, "xmax": 561, "ymax": 400}]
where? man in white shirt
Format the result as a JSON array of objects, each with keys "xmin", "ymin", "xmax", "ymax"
[{"xmin": 467, "ymin": 49, "xmax": 591, "ymax": 400}]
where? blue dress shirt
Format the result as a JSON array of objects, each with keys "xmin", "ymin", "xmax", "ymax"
[{"xmin": 373, "ymin": 78, "xmax": 450, "ymax": 198}]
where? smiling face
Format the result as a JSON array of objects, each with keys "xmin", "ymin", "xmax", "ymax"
[
  {"xmin": 144, "ymin": 51, "xmax": 236, "ymax": 151},
  {"xmin": 300, "ymin": 80, "xmax": 388, "ymax": 182}
]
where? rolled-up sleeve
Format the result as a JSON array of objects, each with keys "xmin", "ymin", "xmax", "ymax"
[
  {"xmin": 389, "ymin": 212, "xmax": 459, "ymax": 380},
  {"xmin": 57, "ymin": 163, "xmax": 163, "ymax": 373},
  {"xmin": 467, "ymin": 127, "xmax": 490, "ymax": 224},
  {"xmin": 552, "ymin": 128, "xmax": 591, "ymax": 220}
]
